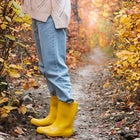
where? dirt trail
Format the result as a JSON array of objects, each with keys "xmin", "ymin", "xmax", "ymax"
[
  {"xmin": 27, "ymin": 47, "xmax": 111, "ymax": 140},
  {"xmin": 25, "ymin": 47, "xmax": 111, "ymax": 140},
  {"xmin": 71, "ymin": 47, "xmax": 110, "ymax": 140},
  {"xmin": 1, "ymin": 47, "xmax": 112, "ymax": 140}
]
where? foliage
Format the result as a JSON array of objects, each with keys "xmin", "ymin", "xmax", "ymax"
[
  {"xmin": 78, "ymin": 0, "xmax": 119, "ymax": 56},
  {"xmin": 66, "ymin": 0, "xmax": 91, "ymax": 69},
  {"xmin": 0, "ymin": 0, "xmax": 92, "ymax": 119},
  {"xmin": 111, "ymin": 0, "xmax": 140, "ymax": 94},
  {"xmin": 0, "ymin": 0, "xmax": 33, "ymax": 119}
]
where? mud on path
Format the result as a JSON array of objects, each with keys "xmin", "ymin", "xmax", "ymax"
[{"xmin": 1, "ymin": 47, "xmax": 118, "ymax": 140}]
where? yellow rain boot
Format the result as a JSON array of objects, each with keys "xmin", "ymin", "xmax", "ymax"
[
  {"xmin": 37, "ymin": 101, "xmax": 78, "ymax": 137},
  {"xmin": 30, "ymin": 96, "xmax": 58, "ymax": 126}
]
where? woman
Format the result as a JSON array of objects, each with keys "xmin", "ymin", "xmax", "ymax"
[{"xmin": 21, "ymin": 0, "xmax": 78, "ymax": 137}]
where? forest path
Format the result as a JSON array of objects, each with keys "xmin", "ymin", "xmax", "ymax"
[
  {"xmin": 71, "ymin": 47, "xmax": 110, "ymax": 140},
  {"xmin": 1, "ymin": 47, "xmax": 113, "ymax": 140},
  {"xmin": 25, "ymin": 47, "xmax": 111, "ymax": 140}
]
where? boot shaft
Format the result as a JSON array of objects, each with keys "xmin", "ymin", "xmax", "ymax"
[{"xmin": 54, "ymin": 101, "xmax": 78, "ymax": 127}]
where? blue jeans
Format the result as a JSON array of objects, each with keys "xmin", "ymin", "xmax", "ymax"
[{"xmin": 32, "ymin": 17, "xmax": 74, "ymax": 103}]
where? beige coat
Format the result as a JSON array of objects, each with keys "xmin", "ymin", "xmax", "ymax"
[{"xmin": 22, "ymin": 0, "xmax": 71, "ymax": 29}]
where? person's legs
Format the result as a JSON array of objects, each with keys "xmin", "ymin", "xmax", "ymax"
[
  {"xmin": 31, "ymin": 19, "xmax": 58, "ymax": 126},
  {"xmin": 32, "ymin": 19, "xmax": 56, "ymax": 95},
  {"xmin": 36, "ymin": 16, "xmax": 74, "ymax": 103},
  {"xmin": 31, "ymin": 17, "xmax": 78, "ymax": 137}
]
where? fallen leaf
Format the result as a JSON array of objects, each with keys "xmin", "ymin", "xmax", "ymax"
[
  {"xmin": 3, "ymin": 106, "xmax": 17, "ymax": 113},
  {"xmin": 18, "ymin": 105, "xmax": 27, "ymax": 115},
  {"xmin": 1, "ymin": 113, "xmax": 8, "ymax": 118},
  {"xmin": 0, "ymin": 98, "xmax": 8, "ymax": 104},
  {"xmin": 23, "ymin": 83, "xmax": 29, "ymax": 90},
  {"xmin": 14, "ymin": 126, "xmax": 24, "ymax": 135},
  {"xmin": 135, "ymin": 107, "xmax": 140, "ymax": 112},
  {"xmin": 127, "ymin": 102, "xmax": 135, "ymax": 108},
  {"xmin": 103, "ymin": 82, "xmax": 110, "ymax": 88},
  {"xmin": 15, "ymin": 90, "xmax": 23, "ymax": 95}
]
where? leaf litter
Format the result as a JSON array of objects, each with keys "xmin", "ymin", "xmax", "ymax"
[{"xmin": 0, "ymin": 47, "xmax": 139, "ymax": 140}]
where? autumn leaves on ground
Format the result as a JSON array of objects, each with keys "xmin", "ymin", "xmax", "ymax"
[{"xmin": 0, "ymin": 0, "xmax": 140, "ymax": 140}]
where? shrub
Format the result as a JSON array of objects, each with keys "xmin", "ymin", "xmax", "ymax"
[{"xmin": 111, "ymin": 0, "xmax": 140, "ymax": 94}]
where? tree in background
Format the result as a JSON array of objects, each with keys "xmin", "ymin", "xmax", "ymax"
[{"xmin": 66, "ymin": 0, "xmax": 91, "ymax": 69}]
